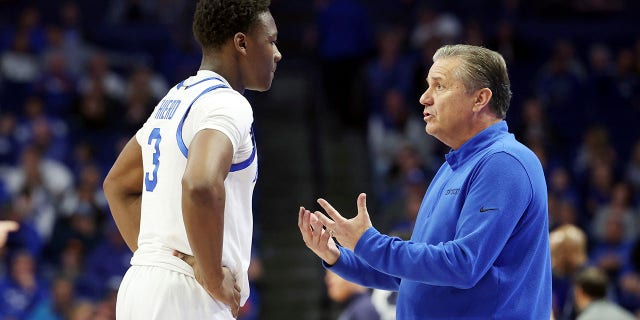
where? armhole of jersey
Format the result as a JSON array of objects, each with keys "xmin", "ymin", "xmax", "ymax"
[
  {"xmin": 229, "ymin": 124, "xmax": 256, "ymax": 172},
  {"xmin": 176, "ymin": 83, "xmax": 230, "ymax": 158}
]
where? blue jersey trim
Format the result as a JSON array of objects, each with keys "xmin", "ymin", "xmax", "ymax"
[
  {"xmin": 229, "ymin": 125, "xmax": 256, "ymax": 172},
  {"xmin": 176, "ymin": 83, "xmax": 230, "ymax": 157},
  {"xmin": 176, "ymin": 76, "xmax": 227, "ymax": 90}
]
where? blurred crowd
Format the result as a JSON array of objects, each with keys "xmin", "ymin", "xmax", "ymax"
[{"xmin": 0, "ymin": 0, "xmax": 639, "ymax": 319}]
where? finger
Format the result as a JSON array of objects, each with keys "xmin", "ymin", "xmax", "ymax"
[
  {"xmin": 172, "ymin": 250, "xmax": 185, "ymax": 259},
  {"xmin": 356, "ymin": 193, "xmax": 370, "ymax": 219},
  {"xmin": 313, "ymin": 211, "xmax": 335, "ymax": 230},
  {"xmin": 317, "ymin": 198, "xmax": 344, "ymax": 222},
  {"xmin": 309, "ymin": 213, "xmax": 324, "ymax": 235},
  {"xmin": 183, "ymin": 255, "xmax": 196, "ymax": 267},
  {"xmin": 319, "ymin": 223, "xmax": 332, "ymax": 243},
  {"xmin": 297, "ymin": 206, "xmax": 305, "ymax": 230},
  {"xmin": 304, "ymin": 210, "xmax": 315, "ymax": 232}
]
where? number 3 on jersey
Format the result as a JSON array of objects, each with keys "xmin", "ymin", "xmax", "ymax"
[{"xmin": 145, "ymin": 128, "xmax": 161, "ymax": 191}]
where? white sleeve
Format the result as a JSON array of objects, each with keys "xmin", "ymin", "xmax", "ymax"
[{"xmin": 186, "ymin": 90, "xmax": 253, "ymax": 154}]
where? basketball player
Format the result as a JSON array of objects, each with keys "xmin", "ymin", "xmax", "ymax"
[{"xmin": 103, "ymin": 1, "xmax": 281, "ymax": 318}]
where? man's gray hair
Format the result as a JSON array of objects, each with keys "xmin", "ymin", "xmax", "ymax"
[{"xmin": 433, "ymin": 44, "xmax": 512, "ymax": 119}]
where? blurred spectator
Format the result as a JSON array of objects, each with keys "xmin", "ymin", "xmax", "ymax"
[
  {"xmin": 0, "ymin": 30, "xmax": 41, "ymax": 113},
  {"xmin": 410, "ymin": 37, "xmax": 440, "ymax": 103},
  {"xmin": 548, "ymin": 166, "xmax": 581, "ymax": 209},
  {"xmin": 77, "ymin": 51, "xmax": 127, "ymax": 103},
  {"xmin": 2, "ymin": 145, "xmax": 72, "ymax": 241},
  {"xmin": 461, "ymin": 20, "xmax": 485, "ymax": 47},
  {"xmin": 367, "ymin": 89, "xmax": 435, "ymax": 187},
  {"xmin": 0, "ymin": 250, "xmax": 48, "ymax": 319},
  {"xmin": 370, "ymin": 288, "xmax": 396, "ymax": 320},
  {"xmin": 486, "ymin": 20, "xmax": 531, "ymax": 64},
  {"xmin": 0, "ymin": 6, "xmax": 47, "ymax": 53},
  {"xmin": 106, "ymin": 0, "xmax": 157, "ymax": 25},
  {"xmin": 51, "ymin": 2, "xmax": 90, "ymax": 77},
  {"xmin": 0, "ymin": 113, "xmax": 19, "ymax": 166},
  {"xmin": 589, "ymin": 215, "xmax": 633, "ymax": 284},
  {"xmin": 513, "ymin": 97, "xmax": 566, "ymax": 157},
  {"xmin": 549, "ymin": 196, "xmax": 581, "ymax": 232},
  {"xmin": 409, "ymin": 5, "xmax": 461, "ymax": 49},
  {"xmin": 549, "ymin": 224, "xmax": 588, "ymax": 320},
  {"xmin": 384, "ymin": 182, "xmax": 425, "ymax": 240},
  {"xmin": 574, "ymin": 267, "xmax": 635, "ymax": 320},
  {"xmin": 618, "ymin": 235, "xmax": 640, "ymax": 314},
  {"xmin": 582, "ymin": 159, "xmax": 616, "ymax": 221},
  {"xmin": 591, "ymin": 181, "xmax": 638, "ymax": 243},
  {"xmin": 3, "ymin": 190, "xmax": 47, "ymax": 258},
  {"xmin": 15, "ymin": 96, "xmax": 70, "ymax": 164},
  {"xmin": 69, "ymin": 89, "xmax": 121, "ymax": 169},
  {"xmin": 27, "ymin": 274, "xmax": 75, "ymax": 320},
  {"xmin": 44, "ymin": 205, "xmax": 101, "ymax": 276},
  {"xmin": 3, "ymin": 144, "xmax": 72, "ymax": 201},
  {"xmin": 325, "ymin": 269, "xmax": 380, "ymax": 320},
  {"xmin": 535, "ymin": 39, "xmax": 586, "ymax": 144},
  {"xmin": 33, "ymin": 49, "xmax": 77, "ymax": 117},
  {"xmin": 315, "ymin": 0, "xmax": 373, "ymax": 131},
  {"xmin": 572, "ymin": 126, "xmax": 617, "ymax": 183},
  {"xmin": 58, "ymin": 164, "xmax": 108, "ymax": 219},
  {"xmin": 76, "ymin": 220, "xmax": 130, "ymax": 301},
  {"xmin": 68, "ymin": 300, "xmax": 95, "ymax": 320},
  {"xmin": 119, "ymin": 64, "xmax": 168, "ymax": 137},
  {"xmin": 627, "ymin": 140, "xmax": 640, "ymax": 201},
  {"xmin": 584, "ymin": 43, "xmax": 615, "ymax": 113},
  {"xmin": 365, "ymin": 24, "xmax": 413, "ymax": 118}
]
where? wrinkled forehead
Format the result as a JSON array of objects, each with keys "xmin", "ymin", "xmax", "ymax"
[{"xmin": 427, "ymin": 57, "xmax": 462, "ymax": 83}]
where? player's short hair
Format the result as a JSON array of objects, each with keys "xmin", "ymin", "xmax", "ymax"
[
  {"xmin": 433, "ymin": 44, "xmax": 512, "ymax": 119},
  {"xmin": 574, "ymin": 267, "xmax": 609, "ymax": 299},
  {"xmin": 192, "ymin": 0, "xmax": 271, "ymax": 50}
]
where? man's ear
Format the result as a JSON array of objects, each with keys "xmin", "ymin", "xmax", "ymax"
[
  {"xmin": 472, "ymin": 88, "xmax": 492, "ymax": 112},
  {"xmin": 234, "ymin": 32, "xmax": 247, "ymax": 54}
]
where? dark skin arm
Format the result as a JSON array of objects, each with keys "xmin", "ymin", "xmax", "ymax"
[
  {"xmin": 103, "ymin": 137, "xmax": 143, "ymax": 252},
  {"xmin": 182, "ymin": 128, "xmax": 241, "ymax": 317}
]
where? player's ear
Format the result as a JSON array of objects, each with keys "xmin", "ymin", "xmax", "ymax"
[{"xmin": 234, "ymin": 32, "xmax": 247, "ymax": 54}]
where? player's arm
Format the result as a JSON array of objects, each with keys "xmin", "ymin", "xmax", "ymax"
[
  {"xmin": 182, "ymin": 128, "xmax": 240, "ymax": 311},
  {"xmin": 103, "ymin": 136, "xmax": 143, "ymax": 252}
]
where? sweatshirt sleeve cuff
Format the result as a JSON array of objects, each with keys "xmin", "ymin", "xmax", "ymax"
[
  {"xmin": 354, "ymin": 226, "xmax": 379, "ymax": 256},
  {"xmin": 322, "ymin": 245, "xmax": 349, "ymax": 271}
]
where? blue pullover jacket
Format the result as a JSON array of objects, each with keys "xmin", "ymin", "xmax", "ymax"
[{"xmin": 328, "ymin": 121, "xmax": 551, "ymax": 319}]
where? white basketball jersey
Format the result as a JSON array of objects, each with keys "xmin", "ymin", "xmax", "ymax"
[{"xmin": 132, "ymin": 70, "xmax": 256, "ymax": 304}]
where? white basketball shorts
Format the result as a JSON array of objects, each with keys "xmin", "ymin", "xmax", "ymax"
[{"xmin": 116, "ymin": 264, "xmax": 233, "ymax": 319}]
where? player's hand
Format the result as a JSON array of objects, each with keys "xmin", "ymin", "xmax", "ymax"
[
  {"xmin": 298, "ymin": 206, "xmax": 340, "ymax": 265},
  {"xmin": 210, "ymin": 266, "xmax": 241, "ymax": 318},
  {"xmin": 173, "ymin": 251, "xmax": 241, "ymax": 318},
  {"xmin": 315, "ymin": 193, "xmax": 373, "ymax": 251}
]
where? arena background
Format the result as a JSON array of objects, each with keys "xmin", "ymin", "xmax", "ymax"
[{"xmin": 1, "ymin": 0, "xmax": 640, "ymax": 319}]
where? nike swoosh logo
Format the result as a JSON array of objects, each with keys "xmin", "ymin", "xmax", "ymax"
[{"xmin": 480, "ymin": 207, "xmax": 498, "ymax": 212}]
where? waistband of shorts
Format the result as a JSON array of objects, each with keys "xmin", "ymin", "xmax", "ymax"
[{"xmin": 130, "ymin": 245, "xmax": 195, "ymax": 278}]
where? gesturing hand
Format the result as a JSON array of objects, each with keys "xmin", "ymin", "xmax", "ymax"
[
  {"xmin": 174, "ymin": 251, "xmax": 241, "ymax": 318},
  {"xmin": 298, "ymin": 206, "xmax": 340, "ymax": 265},
  {"xmin": 315, "ymin": 193, "xmax": 373, "ymax": 251}
]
